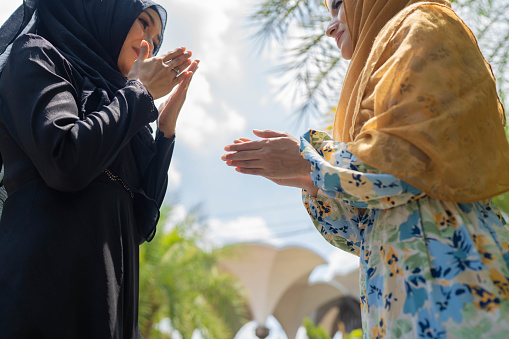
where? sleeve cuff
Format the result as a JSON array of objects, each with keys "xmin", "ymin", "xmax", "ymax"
[
  {"xmin": 126, "ymin": 80, "xmax": 158, "ymax": 121},
  {"xmin": 156, "ymin": 130, "xmax": 175, "ymax": 144}
]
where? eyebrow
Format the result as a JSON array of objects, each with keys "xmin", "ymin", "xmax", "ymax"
[
  {"xmin": 144, "ymin": 10, "xmax": 156, "ymax": 26},
  {"xmin": 143, "ymin": 10, "xmax": 162, "ymax": 47}
]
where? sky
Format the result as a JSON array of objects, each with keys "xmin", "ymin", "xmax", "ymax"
[{"xmin": 0, "ymin": 1, "xmax": 358, "ymax": 338}]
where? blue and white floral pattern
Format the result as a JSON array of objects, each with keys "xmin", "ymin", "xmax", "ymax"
[{"xmin": 301, "ymin": 130, "xmax": 509, "ymax": 338}]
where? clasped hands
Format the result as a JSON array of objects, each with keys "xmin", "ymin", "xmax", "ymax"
[
  {"xmin": 128, "ymin": 40, "xmax": 200, "ymax": 138},
  {"xmin": 221, "ymin": 130, "xmax": 319, "ymax": 196}
]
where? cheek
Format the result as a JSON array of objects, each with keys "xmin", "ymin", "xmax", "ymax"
[
  {"xmin": 117, "ymin": 45, "xmax": 135, "ymax": 76},
  {"xmin": 339, "ymin": 7, "xmax": 347, "ymax": 23},
  {"xmin": 342, "ymin": 33, "xmax": 354, "ymax": 60}
]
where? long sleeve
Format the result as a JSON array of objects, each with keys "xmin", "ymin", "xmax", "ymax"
[
  {"xmin": 301, "ymin": 130, "xmax": 425, "ymax": 208},
  {"xmin": 0, "ymin": 35, "xmax": 157, "ymax": 192},
  {"xmin": 140, "ymin": 131, "xmax": 175, "ymax": 208},
  {"xmin": 300, "ymin": 129, "xmax": 426, "ymax": 254}
]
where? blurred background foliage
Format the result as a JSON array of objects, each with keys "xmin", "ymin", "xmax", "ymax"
[
  {"xmin": 302, "ymin": 317, "xmax": 331, "ymax": 339},
  {"xmin": 138, "ymin": 206, "xmax": 248, "ymax": 339}
]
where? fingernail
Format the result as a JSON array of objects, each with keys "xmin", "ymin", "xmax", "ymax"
[
  {"xmin": 227, "ymin": 160, "xmax": 232, "ymax": 166},
  {"xmin": 224, "ymin": 146, "xmax": 230, "ymax": 151}
]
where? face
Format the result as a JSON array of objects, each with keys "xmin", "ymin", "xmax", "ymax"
[
  {"xmin": 326, "ymin": 0, "xmax": 353, "ymax": 60},
  {"xmin": 117, "ymin": 8, "xmax": 163, "ymax": 76}
]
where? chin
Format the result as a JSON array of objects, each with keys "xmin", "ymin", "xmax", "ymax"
[{"xmin": 341, "ymin": 50, "xmax": 353, "ymax": 61}]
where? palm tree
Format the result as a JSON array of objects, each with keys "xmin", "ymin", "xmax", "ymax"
[
  {"xmin": 248, "ymin": 0, "xmax": 346, "ymax": 123},
  {"xmin": 248, "ymin": 0, "xmax": 509, "ymax": 118},
  {"xmin": 138, "ymin": 205, "xmax": 248, "ymax": 339}
]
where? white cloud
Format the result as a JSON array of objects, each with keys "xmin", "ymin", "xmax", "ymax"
[
  {"xmin": 207, "ymin": 216, "xmax": 281, "ymax": 246},
  {"xmin": 308, "ymin": 249, "xmax": 359, "ymax": 284},
  {"xmin": 167, "ymin": 160, "xmax": 182, "ymax": 191},
  {"xmin": 176, "ymin": 78, "xmax": 247, "ymax": 150},
  {"xmin": 324, "ymin": 249, "xmax": 359, "ymax": 279},
  {"xmin": 154, "ymin": 0, "xmax": 252, "ymax": 150},
  {"xmin": 163, "ymin": 203, "xmax": 189, "ymax": 232},
  {"xmin": 166, "ymin": 0, "xmax": 244, "ymax": 82},
  {"xmin": 265, "ymin": 72, "xmax": 304, "ymax": 114}
]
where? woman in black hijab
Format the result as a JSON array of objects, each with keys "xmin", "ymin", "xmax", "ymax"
[{"xmin": 0, "ymin": 0, "xmax": 198, "ymax": 337}]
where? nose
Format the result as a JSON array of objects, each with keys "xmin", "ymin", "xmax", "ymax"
[
  {"xmin": 326, "ymin": 19, "xmax": 338, "ymax": 37},
  {"xmin": 148, "ymin": 41, "xmax": 155, "ymax": 57}
]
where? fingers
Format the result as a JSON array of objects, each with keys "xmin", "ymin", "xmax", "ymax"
[
  {"xmin": 164, "ymin": 51, "xmax": 192, "ymax": 71},
  {"xmin": 222, "ymin": 148, "xmax": 263, "ymax": 161},
  {"xmin": 233, "ymin": 138, "xmax": 252, "ymax": 144},
  {"xmin": 162, "ymin": 47, "xmax": 186, "ymax": 62},
  {"xmin": 167, "ymin": 60, "xmax": 198, "ymax": 92},
  {"xmin": 225, "ymin": 159, "xmax": 262, "ymax": 168},
  {"xmin": 252, "ymin": 129, "xmax": 288, "ymax": 138},
  {"xmin": 187, "ymin": 60, "xmax": 199, "ymax": 73},
  {"xmin": 158, "ymin": 61, "xmax": 199, "ymax": 114},
  {"xmin": 138, "ymin": 40, "xmax": 151, "ymax": 61},
  {"xmin": 172, "ymin": 66, "xmax": 195, "ymax": 96},
  {"xmin": 171, "ymin": 59, "xmax": 192, "ymax": 77},
  {"xmin": 224, "ymin": 140, "xmax": 266, "ymax": 152}
]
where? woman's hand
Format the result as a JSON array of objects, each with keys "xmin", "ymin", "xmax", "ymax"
[
  {"xmin": 127, "ymin": 41, "xmax": 194, "ymax": 100},
  {"xmin": 157, "ymin": 60, "xmax": 199, "ymax": 138},
  {"xmin": 267, "ymin": 176, "xmax": 319, "ymax": 196},
  {"xmin": 222, "ymin": 130, "xmax": 312, "ymax": 179}
]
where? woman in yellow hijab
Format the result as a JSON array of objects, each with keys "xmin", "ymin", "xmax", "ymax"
[{"xmin": 223, "ymin": 0, "xmax": 509, "ymax": 337}]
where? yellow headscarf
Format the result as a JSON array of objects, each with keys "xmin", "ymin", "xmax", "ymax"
[{"xmin": 332, "ymin": 0, "xmax": 509, "ymax": 202}]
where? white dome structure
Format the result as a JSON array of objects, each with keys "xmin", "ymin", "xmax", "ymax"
[
  {"xmin": 220, "ymin": 244, "xmax": 362, "ymax": 338},
  {"xmin": 273, "ymin": 277, "xmax": 345, "ymax": 339},
  {"xmin": 219, "ymin": 243, "xmax": 325, "ymax": 336}
]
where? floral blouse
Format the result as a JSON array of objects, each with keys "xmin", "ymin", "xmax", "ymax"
[{"xmin": 301, "ymin": 130, "xmax": 509, "ymax": 339}]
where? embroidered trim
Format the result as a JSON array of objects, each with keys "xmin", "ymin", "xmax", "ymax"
[
  {"xmin": 104, "ymin": 168, "xmax": 134, "ymax": 199},
  {"xmin": 126, "ymin": 79, "xmax": 156, "ymax": 114}
]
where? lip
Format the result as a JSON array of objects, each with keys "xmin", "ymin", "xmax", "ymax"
[
  {"xmin": 133, "ymin": 47, "xmax": 140, "ymax": 58},
  {"xmin": 335, "ymin": 30, "xmax": 344, "ymax": 44}
]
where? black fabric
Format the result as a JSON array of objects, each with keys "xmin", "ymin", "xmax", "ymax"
[
  {"xmin": 0, "ymin": 0, "xmax": 37, "ymax": 69},
  {"xmin": 37, "ymin": 0, "xmax": 166, "ymax": 94},
  {"xmin": 0, "ymin": 0, "xmax": 174, "ymax": 337},
  {"xmin": 0, "ymin": 0, "xmax": 169, "ymax": 241}
]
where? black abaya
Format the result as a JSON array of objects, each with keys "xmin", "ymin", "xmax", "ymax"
[{"xmin": 0, "ymin": 15, "xmax": 173, "ymax": 339}]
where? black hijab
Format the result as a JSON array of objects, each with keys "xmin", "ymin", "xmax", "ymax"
[
  {"xmin": 0, "ymin": 0, "xmax": 166, "ymax": 90},
  {"xmin": 0, "ymin": 0, "xmax": 168, "ymax": 242}
]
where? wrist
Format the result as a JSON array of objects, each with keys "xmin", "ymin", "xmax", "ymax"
[
  {"xmin": 299, "ymin": 158, "xmax": 312, "ymax": 177},
  {"xmin": 159, "ymin": 127, "xmax": 175, "ymax": 138},
  {"xmin": 158, "ymin": 119, "xmax": 177, "ymax": 138},
  {"xmin": 304, "ymin": 184, "xmax": 319, "ymax": 197},
  {"xmin": 298, "ymin": 177, "xmax": 318, "ymax": 196}
]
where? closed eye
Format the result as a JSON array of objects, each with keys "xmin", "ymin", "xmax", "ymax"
[{"xmin": 138, "ymin": 18, "xmax": 149, "ymax": 29}]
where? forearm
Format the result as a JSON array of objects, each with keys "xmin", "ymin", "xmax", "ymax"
[{"xmin": 140, "ymin": 131, "xmax": 175, "ymax": 206}]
